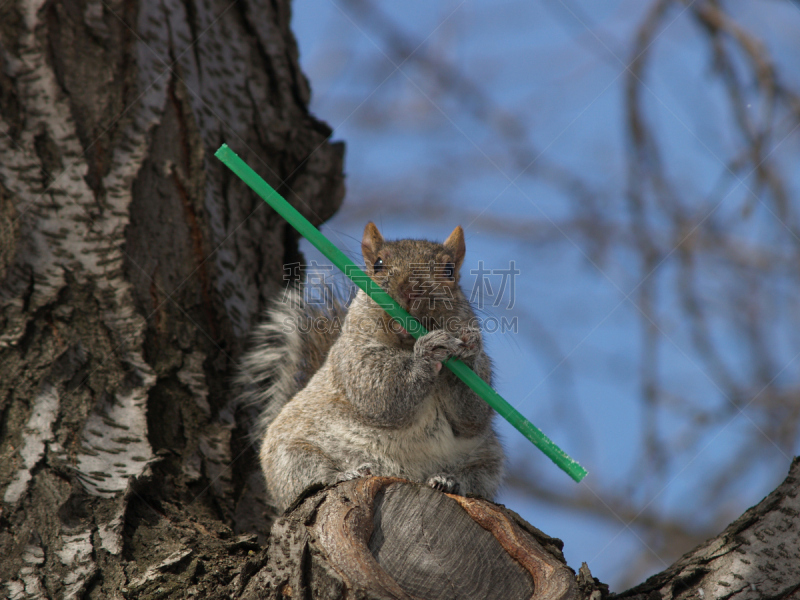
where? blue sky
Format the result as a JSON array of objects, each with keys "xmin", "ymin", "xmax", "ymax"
[{"xmin": 288, "ymin": 0, "xmax": 800, "ymax": 588}]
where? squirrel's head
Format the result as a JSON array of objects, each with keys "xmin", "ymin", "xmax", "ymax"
[{"xmin": 360, "ymin": 222, "xmax": 468, "ymax": 327}]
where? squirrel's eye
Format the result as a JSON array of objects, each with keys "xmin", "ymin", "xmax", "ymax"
[
  {"xmin": 374, "ymin": 257, "xmax": 384, "ymax": 273},
  {"xmin": 444, "ymin": 262, "xmax": 455, "ymax": 279}
]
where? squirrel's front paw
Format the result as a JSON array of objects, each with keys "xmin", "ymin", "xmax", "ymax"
[
  {"xmin": 455, "ymin": 324, "xmax": 482, "ymax": 359},
  {"xmin": 339, "ymin": 463, "xmax": 374, "ymax": 482},
  {"xmin": 426, "ymin": 473, "xmax": 461, "ymax": 495},
  {"xmin": 414, "ymin": 330, "xmax": 462, "ymax": 371}
]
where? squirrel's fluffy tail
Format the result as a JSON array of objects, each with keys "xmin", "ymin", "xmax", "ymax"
[{"xmin": 236, "ymin": 286, "xmax": 347, "ymax": 440}]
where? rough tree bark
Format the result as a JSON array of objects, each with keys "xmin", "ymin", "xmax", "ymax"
[
  {"xmin": 614, "ymin": 457, "xmax": 800, "ymax": 600},
  {"xmin": 0, "ymin": 1, "xmax": 798, "ymax": 599},
  {"xmin": 0, "ymin": 0, "xmax": 343, "ymax": 596}
]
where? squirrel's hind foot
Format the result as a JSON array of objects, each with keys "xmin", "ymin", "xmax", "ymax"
[
  {"xmin": 426, "ymin": 473, "xmax": 461, "ymax": 495},
  {"xmin": 339, "ymin": 463, "xmax": 374, "ymax": 482}
]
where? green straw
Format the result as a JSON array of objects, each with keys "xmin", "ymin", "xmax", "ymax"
[{"xmin": 216, "ymin": 144, "xmax": 587, "ymax": 483}]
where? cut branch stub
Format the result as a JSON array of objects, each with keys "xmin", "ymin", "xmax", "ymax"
[{"xmin": 243, "ymin": 477, "xmax": 577, "ymax": 600}]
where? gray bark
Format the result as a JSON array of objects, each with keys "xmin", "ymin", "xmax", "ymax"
[
  {"xmin": 238, "ymin": 477, "xmax": 579, "ymax": 600},
  {"xmin": 615, "ymin": 457, "xmax": 800, "ymax": 600},
  {"xmin": 232, "ymin": 460, "xmax": 799, "ymax": 600},
  {"xmin": 0, "ymin": 0, "xmax": 342, "ymax": 597},
  {"xmin": 0, "ymin": 0, "xmax": 798, "ymax": 599}
]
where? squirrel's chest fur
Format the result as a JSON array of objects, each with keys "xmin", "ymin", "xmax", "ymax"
[
  {"xmin": 273, "ymin": 363, "xmax": 482, "ymax": 479},
  {"xmin": 344, "ymin": 384, "xmax": 479, "ymax": 476}
]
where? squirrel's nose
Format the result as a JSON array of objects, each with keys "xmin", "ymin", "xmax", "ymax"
[{"xmin": 400, "ymin": 283, "xmax": 423, "ymax": 305}]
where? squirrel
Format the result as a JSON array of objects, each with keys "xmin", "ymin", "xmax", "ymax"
[{"xmin": 236, "ymin": 222, "xmax": 505, "ymax": 512}]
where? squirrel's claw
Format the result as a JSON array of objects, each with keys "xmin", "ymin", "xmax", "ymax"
[
  {"xmin": 339, "ymin": 463, "xmax": 374, "ymax": 482},
  {"xmin": 426, "ymin": 473, "xmax": 461, "ymax": 495},
  {"xmin": 455, "ymin": 325, "xmax": 482, "ymax": 359},
  {"xmin": 414, "ymin": 329, "xmax": 462, "ymax": 366}
]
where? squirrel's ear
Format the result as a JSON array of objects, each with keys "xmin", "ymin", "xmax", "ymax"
[
  {"xmin": 443, "ymin": 225, "xmax": 466, "ymax": 271},
  {"xmin": 361, "ymin": 222, "xmax": 385, "ymax": 267}
]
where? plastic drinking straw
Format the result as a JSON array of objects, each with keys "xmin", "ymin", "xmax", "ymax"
[{"xmin": 215, "ymin": 144, "xmax": 587, "ymax": 482}]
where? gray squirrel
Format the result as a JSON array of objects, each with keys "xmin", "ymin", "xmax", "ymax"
[{"xmin": 236, "ymin": 222, "xmax": 504, "ymax": 512}]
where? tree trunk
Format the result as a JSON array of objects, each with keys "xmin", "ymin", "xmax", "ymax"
[
  {"xmin": 239, "ymin": 476, "xmax": 580, "ymax": 600},
  {"xmin": 615, "ymin": 457, "xmax": 800, "ymax": 600},
  {"xmin": 0, "ymin": 0, "xmax": 342, "ymax": 596},
  {"xmin": 233, "ymin": 460, "xmax": 799, "ymax": 600},
  {"xmin": 1, "ymin": 1, "xmax": 799, "ymax": 599}
]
